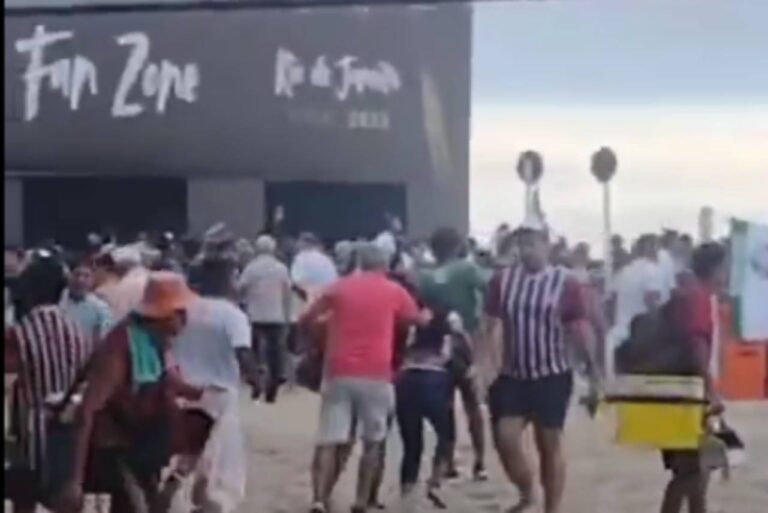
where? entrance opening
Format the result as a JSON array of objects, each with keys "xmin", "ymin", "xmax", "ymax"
[
  {"xmin": 265, "ymin": 182, "xmax": 406, "ymax": 242},
  {"xmin": 23, "ymin": 176, "xmax": 188, "ymax": 249}
]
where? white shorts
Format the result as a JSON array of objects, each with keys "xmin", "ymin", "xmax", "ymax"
[{"xmin": 317, "ymin": 378, "xmax": 394, "ymax": 445}]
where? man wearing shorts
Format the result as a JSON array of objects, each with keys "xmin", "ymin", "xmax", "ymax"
[
  {"xmin": 301, "ymin": 243, "xmax": 424, "ymax": 513},
  {"xmin": 660, "ymin": 243, "xmax": 727, "ymax": 513},
  {"xmin": 484, "ymin": 224, "xmax": 600, "ymax": 513}
]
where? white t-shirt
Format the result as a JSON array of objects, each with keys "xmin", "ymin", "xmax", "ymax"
[
  {"xmin": 657, "ymin": 249, "xmax": 678, "ymax": 302},
  {"xmin": 172, "ymin": 297, "xmax": 251, "ymax": 391},
  {"xmin": 291, "ymin": 249, "xmax": 338, "ymax": 291},
  {"xmin": 611, "ymin": 258, "xmax": 665, "ymax": 345},
  {"xmin": 238, "ymin": 254, "xmax": 291, "ymax": 324}
]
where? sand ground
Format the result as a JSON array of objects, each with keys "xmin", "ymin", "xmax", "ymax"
[{"xmin": 239, "ymin": 388, "xmax": 768, "ymax": 513}]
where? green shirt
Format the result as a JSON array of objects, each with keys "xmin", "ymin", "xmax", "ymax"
[{"xmin": 419, "ymin": 259, "xmax": 488, "ymax": 333}]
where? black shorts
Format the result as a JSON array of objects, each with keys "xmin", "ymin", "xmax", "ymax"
[
  {"xmin": 454, "ymin": 373, "xmax": 480, "ymax": 411},
  {"xmin": 4, "ymin": 466, "xmax": 42, "ymax": 507},
  {"xmin": 488, "ymin": 372, "xmax": 573, "ymax": 430},
  {"xmin": 662, "ymin": 449, "xmax": 703, "ymax": 476}
]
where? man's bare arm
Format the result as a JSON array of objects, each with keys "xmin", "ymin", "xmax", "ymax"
[
  {"xmin": 481, "ymin": 314, "xmax": 504, "ymax": 377},
  {"xmin": 565, "ymin": 320, "xmax": 602, "ymax": 384}
]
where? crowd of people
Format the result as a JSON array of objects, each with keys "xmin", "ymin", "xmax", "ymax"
[{"xmin": 4, "ymin": 215, "xmax": 728, "ymax": 513}]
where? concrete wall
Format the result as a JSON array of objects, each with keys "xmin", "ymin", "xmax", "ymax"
[
  {"xmin": 4, "ymin": 179, "xmax": 23, "ymax": 246},
  {"xmin": 407, "ymin": 176, "xmax": 468, "ymax": 239},
  {"xmin": 187, "ymin": 178, "xmax": 264, "ymax": 239}
]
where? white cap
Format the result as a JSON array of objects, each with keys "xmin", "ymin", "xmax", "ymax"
[
  {"xmin": 112, "ymin": 246, "xmax": 142, "ymax": 267},
  {"xmin": 373, "ymin": 231, "xmax": 397, "ymax": 259},
  {"xmin": 255, "ymin": 234, "xmax": 277, "ymax": 254},
  {"xmin": 335, "ymin": 240, "xmax": 353, "ymax": 257}
]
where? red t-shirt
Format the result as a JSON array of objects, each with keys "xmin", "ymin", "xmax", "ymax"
[
  {"xmin": 675, "ymin": 281, "xmax": 715, "ymax": 349},
  {"xmin": 310, "ymin": 272, "xmax": 420, "ymax": 381}
]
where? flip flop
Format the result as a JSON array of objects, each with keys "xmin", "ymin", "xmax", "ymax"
[{"xmin": 426, "ymin": 487, "xmax": 448, "ymax": 510}]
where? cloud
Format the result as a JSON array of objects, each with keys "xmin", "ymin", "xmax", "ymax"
[
  {"xmin": 473, "ymin": 0, "xmax": 768, "ymax": 104},
  {"xmin": 470, "ymin": 103, "xmax": 768, "ymax": 247}
]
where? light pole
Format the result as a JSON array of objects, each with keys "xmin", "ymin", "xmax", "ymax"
[
  {"xmin": 591, "ymin": 147, "xmax": 618, "ymax": 292},
  {"xmin": 516, "ymin": 150, "xmax": 544, "ymax": 224},
  {"xmin": 591, "ymin": 147, "xmax": 618, "ymax": 380}
]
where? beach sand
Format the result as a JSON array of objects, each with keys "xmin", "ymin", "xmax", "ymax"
[{"xmin": 239, "ymin": 388, "xmax": 768, "ymax": 513}]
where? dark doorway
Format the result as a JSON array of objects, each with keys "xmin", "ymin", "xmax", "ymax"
[
  {"xmin": 23, "ymin": 176, "xmax": 188, "ymax": 249},
  {"xmin": 265, "ymin": 182, "xmax": 406, "ymax": 242}
]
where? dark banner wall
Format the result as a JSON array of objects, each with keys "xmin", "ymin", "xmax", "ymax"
[{"xmin": 5, "ymin": 5, "xmax": 471, "ymax": 184}]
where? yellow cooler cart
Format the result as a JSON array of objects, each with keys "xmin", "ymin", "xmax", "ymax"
[{"xmin": 607, "ymin": 375, "xmax": 707, "ymax": 450}]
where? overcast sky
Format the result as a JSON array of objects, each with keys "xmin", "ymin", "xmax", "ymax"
[{"xmin": 470, "ymin": 0, "xmax": 768, "ymax": 248}]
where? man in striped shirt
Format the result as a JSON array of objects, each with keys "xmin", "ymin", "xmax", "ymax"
[
  {"xmin": 5, "ymin": 252, "xmax": 93, "ymax": 513},
  {"xmin": 484, "ymin": 225, "xmax": 600, "ymax": 513}
]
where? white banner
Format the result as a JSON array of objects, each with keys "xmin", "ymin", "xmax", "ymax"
[{"xmin": 732, "ymin": 221, "xmax": 768, "ymax": 342}]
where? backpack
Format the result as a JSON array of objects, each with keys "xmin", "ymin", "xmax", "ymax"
[{"xmin": 615, "ymin": 297, "xmax": 699, "ymax": 376}]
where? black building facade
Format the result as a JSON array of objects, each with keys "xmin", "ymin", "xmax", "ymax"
[{"xmin": 4, "ymin": 3, "xmax": 472, "ymax": 246}]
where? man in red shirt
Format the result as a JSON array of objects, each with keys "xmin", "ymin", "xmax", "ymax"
[
  {"xmin": 301, "ymin": 243, "xmax": 424, "ymax": 513},
  {"xmin": 661, "ymin": 243, "xmax": 727, "ymax": 513}
]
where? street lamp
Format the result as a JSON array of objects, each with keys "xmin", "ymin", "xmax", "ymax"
[
  {"xmin": 517, "ymin": 150, "xmax": 544, "ymax": 224},
  {"xmin": 591, "ymin": 146, "xmax": 618, "ymax": 292}
]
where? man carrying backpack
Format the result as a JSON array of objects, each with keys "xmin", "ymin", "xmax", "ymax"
[{"xmin": 660, "ymin": 243, "xmax": 727, "ymax": 513}]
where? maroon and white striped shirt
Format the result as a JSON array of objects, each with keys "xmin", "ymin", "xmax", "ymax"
[
  {"xmin": 7, "ymin": 305, "xmax": 92, "ymax": 472},
  {"xmin": 486, "ymin": 265, "xmax": 586, "ymax": 380}
]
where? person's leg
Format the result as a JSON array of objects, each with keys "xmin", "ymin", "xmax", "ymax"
[
  {"xmin": 329, "ymin": 416, "xmax": 357, "ymax": 491},
  {"xmin": 488, "ymin": 376, "xmax": 535, "ymax": 512},
  {"xmin": 444, "ymin": 397, "xmax": 460, "ymax": 479},
  {"xmin": 531, "ymin": 372, "xmax": 573, "ymax": 513},
  {"xmin": 494, "ymin": 417, "xmax": 535, "ymax": 512},
  {"xmin": 312, "ymin": 380, "xmax": 354, "ymax": 511},
  {"xmin": 352, "ymin": 380, "xmax": 395, "ymax": 512},
  {"xmin": 457, "ymin": 375, "xmax": 488, "ymax": 479},
  {"xmin": 424, "ymin": 372, "xmax": 455, "ymax": 510},
  {"xmin": 312, "ymin": 445, "xmax": 342, "ymax": 513},
  {"xmin": 660, "ymin": 451, "xmax": 708, "ymax": 513},
  {"xmin": 250, "ymin": 323, "xmax": 266, "ymax": 399},
  {"xmin": 368, "ymin": 435, "xmax": 388, "ymax": 509},
  {"xmin": 264, "ymin": 324, "xmax": 286, "ymax": 403},
  {"xmin": 396, "ymin": 372, "xmax": 425, "ymax": 494},
  {"xmin": 687, "ymin": 469, "xmax": 710, "ymax": 513},
  {"xmin": 353, "ymin": 441, "xmax": 384, "ymax": 513},
  {"xmin": 660, "ymin": 476, "xmax": 686, "ymax": 513},
  {"xmin": 660, "ymin": 451, "xmax": 687, "ymax": 513},
  {"xmin": 284, "ymin": 323, "xmax": 300, "ymax": 388},
  {"xmin": 533, "ymin": 426, "xmax": 566, "ymax": 513}
]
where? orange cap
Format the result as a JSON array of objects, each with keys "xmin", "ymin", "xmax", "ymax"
[{"xmin": 135, "ymin": 271, "xmax": 197, "ymax": 319}]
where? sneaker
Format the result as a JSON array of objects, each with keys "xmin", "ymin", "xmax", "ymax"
[
  {"xmin": 368, "ymin": 499, "xmax": 386, "ymax": 510},
  {"xmin": 309, "ymin": 502, "xmax": 326, "ymax": 513},
  {"xmin": 444, "ymin": 467, "xmax": 460, "ymax": 480},
  {"xmin": 473, "ymin": 463, "xmax": 489, "ymax": 482},
  {"xmin": 426, "ymin": 486, "xmax": 448, "ymax": 510}
]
